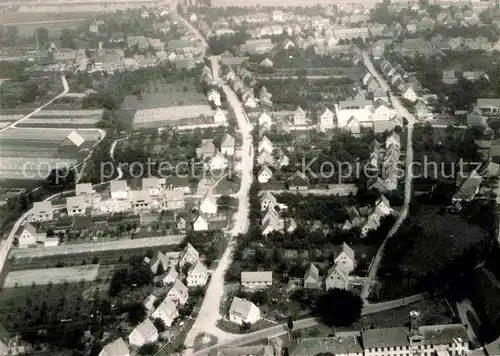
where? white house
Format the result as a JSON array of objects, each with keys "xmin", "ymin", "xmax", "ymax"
[
  {"xmin": 241, "ymin": 271, "xmax": 273, "ymax": 290},
  {"xmin": 128, "ymin": 319, "xmax": 158, "ymax": 347},
  {"xmin": 75, "ymin": 182, "xmax": 94, "ymax": 202},
  {"xmin": 130, "ymin": 189, "xmax": 152, "ymax": 211},
  {"xmin": 110, "ymin": 180, "xmax": 128, "ymax": 200},
  {"xmin": 325, "ymin": 265, "xmax": 349, "ymax": 290},
  {"xmin": 320, "ymin": 107, "xmax": 335, "ymax": 129},
  {"xmin": 192, "ymin": 214, "xmax": 209, "ymax": 231},
  {"xmin": 161, "ymin": 267, "xmax": 179, "ymax": 285},
  {"xmin": 402, "ymin": 85, "xmax": 418, "ymax": 103},
  {"xmin": 244, "ymin": 96, "xmax": 259, "ymax": 108},
  {"xmin": 66, "ymin": 196, "xmax": 86, "ymax": 216},
  {"xmin": 258, "ymin": 136, "xmax": 274, "ymax": 154},
  {"xmin": 199, "ymin": 190, "xmax": 218, "ymax": 215},
  {"xmin": 260, "ymin": 191, "xmax": 277, "ymax": 211},
  {"xmin": 208, "ymin": 89, "xmax": 221, "ymax": 107},
  {"xmin": 293, "ymin": 106, "xmax": 307, "ymax": 126},
  {"xmin": 29, "ymin": 201, "xmax": 53, "ymax": 222},
  {"xmin": 18, "ymin": 223, "xmax": 41, "ymax": 247},
  {"xmin": 179, "ymin": 243, "xmax": 200, "ymax": 268},
  {"xmin": 259, "ymin": 112, "xmax": 273, "ymax": 126},
  {"xmin": 167, "ymin": 278, "xmax": 188, "ymax": 306},
  {"xmin": 213, "ymin": 109, "xmax": 227, "ymax": 125},
  {"xmin": 258, "ymin": 165, "xmax": 273, "ymax": 183},
  {"xmin": 152, "ymin": 297, "xmax": 178, "ymax": 327},
  {"xmin": 334, "ymin": 242, "xmax": 356, "ymax": 274},
  {"xmin": 187, "ymin": 260, "xmax": 209, "ymax": 287},
  {"xmin": 372, "ymin": 100, "xmax": 396, "ymax": 121},
  {"xmin": 221, "ymin": 134, "xmax": 235, "ymax": 156},
  {"xmin": 209, "ymin": 151, "xmax": 228, "ymax": 171},
  {"xmin": 228, "ymin": 297, "xmax": 261, "ymax": 325},
  {"xmin": 99, "ymin": 338, "xmax": 129, "ymax": 356}
]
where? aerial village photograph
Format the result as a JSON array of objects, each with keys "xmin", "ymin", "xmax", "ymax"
[{"xmin": 0, "ymin": 0, "xmax": 500, "ymax": 354}]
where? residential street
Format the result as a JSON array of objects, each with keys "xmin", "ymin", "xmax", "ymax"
[
  {"xmin": 183, "ymin": 83, "xmax": 255, "ymax": 350},
  {"xmin": 360, "ymin": 52, "xmax": 416, "ymax": 301},
  {"xmin": 0, "ymin": 75, "xmax": 69, "ymax": 133}
]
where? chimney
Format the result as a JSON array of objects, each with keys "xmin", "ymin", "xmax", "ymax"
[{"xmin": 409, "ymin": 310, "xmax": 420, "ymax": 332}]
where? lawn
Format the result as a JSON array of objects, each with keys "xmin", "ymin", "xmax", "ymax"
[{"xmin": 217, "ymin": 319, "xmax": 276, "ymax": 334}]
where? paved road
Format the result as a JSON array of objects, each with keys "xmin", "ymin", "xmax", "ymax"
[
  {"xmin": 456, "ymin": 299, "xmax": 480, "ymax": 345},
  {"xmin": 360, "ymin": 52, "xmax": 416, "ymax": 301},
  {"xmin": 192, "ymin": 293, "xmax": 430, "ymax": 355},
  {"xmin": 0, "ymin": 75, "xmax": 69, "ymax": 133},
  {"xmin": 10, "ymin": 236, "xmax": 184, "ymax": 259}
]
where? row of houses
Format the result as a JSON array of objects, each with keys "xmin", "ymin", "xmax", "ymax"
[
  {"xmin": 367, "ymin": 132, "xmax": 402, "ymax": 194},
  {"xmin": 101, "ymin": 244, "xmax": 208, "ymax": 354},
  {"xmin": 212, "ymin": 314, "xmax": 470, "ymax": 356},
  {"xmin": 342, "ymin": 194, "xmax": 395, "ymax": 237}
]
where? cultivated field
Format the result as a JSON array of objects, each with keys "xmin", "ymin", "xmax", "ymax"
[
  {"xmin": 0, "ymin": 128, "xmax": 102, "ymax": 180},
  {"xmin": 16, "ymin": 109, "xmax": 104, "ymax": 129},
  {"xmin": 3, "ymin": 264, "xmax": 100, "ymax": 288},
  {"xmin": 122, "ymin": 83, "xmax": 206, "ymax": 110},
  {"xmin": 131, "ymin": 105, "xmax": 216, "ymax": 129},
  {"xmin": 7, "ymin": 19, "xmax": 85, "ymax": 37},
  {"xmin": 9, "ymin": 235, "xmax": 184, "ymax": 260},
  {"xmin": 1, "ymin": 11, "xmax": 90, "ymax": 24}
]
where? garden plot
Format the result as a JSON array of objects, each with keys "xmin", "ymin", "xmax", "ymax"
[
  {"xmin": 17, "ymin": 109, "xmax": 104, "ymax": 128},
  {"xmin": 132, "ymin": 105, "xmax": 215, "ymax": 129},
  {"xmin": 3, "ymin": 264, "xmax": 100, "ymax": 288}
]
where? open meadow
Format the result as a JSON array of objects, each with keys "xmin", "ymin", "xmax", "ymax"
[{"xmin": 210, "ymin": 0, "xmax": 381, "ymax": 6}]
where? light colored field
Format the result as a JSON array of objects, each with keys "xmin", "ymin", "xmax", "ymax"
[
  {"xmin": 211, "ymin": 0, "xmax": 381, "ymax": 5},
  {"xmin": 0, "ymin": 157, "xmax": 78, "ymax": 179},
  {"xmin": 0, "ymin": 115, "xmax": 23, "ymax": 122},
  {"xmin": 0, "ymin": 121, "xmax": 12, "ymax": 129},
  {"xmin": 10, "ymin": 235, "xmax": 185, "ymax": 259},
  {"xmin": 33, "ymin": 109, "xmax": 104, "ymax": 117},
  {"xmin": 3, "ymin": 264, "xmax": 100, "ymax": 288},
  {"xmin": 0, "ymin": 128, "xmax": 102, "ymax": 142},
  {"xmin": 133, "ymin": 105, "xmax": 215, "ymax": 128},
  {"xmin": 19, "ymin": 117, "xmax": 100, "ymax": 126}
]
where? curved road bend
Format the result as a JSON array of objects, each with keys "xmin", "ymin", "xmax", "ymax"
[
  {"xmin": 360, "ymin": 52, "xmax": 416, "ymax": 301},
  {"xmin": 0, "ymin": 75, "xmax": 69, "ymax": 133}
]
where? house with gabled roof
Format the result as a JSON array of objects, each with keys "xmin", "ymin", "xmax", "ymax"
[
  {"xmin": 29, "ymin": 201, "xmax": 53, "ymax": 222},
  {"xmin": 229, "ymin": 297, "xmax": 261, "ymax": 325},
  {"xmin": 99, "ymin": 338, "xmax": 129, "ymax": 356},
  {"xmin": 128, "ymin": 319, "xmax": 158, "ymax": 347},
  {"xmin": 334, "ymin": 243, "xmax": 356, "ymax": 274},
  {"xmin": 260, "ymin": 191, "xmax": 277, "ymax": 211},
  {"xmin": 304, "ymin": 263, "xmax": 321, "ymax": 289},
  {"xmin": 209, "ymin": 151, "xmax": 228, "ymax": 171},
  {"xmin": 211, "ymin": 132, "xmax": 229, "ymax": 154},
  {"xmin": 260, "ymin": 58, "xmax": 274, "ymax": 67},
  {"xmin": 150, "ymin": 251, "xmax": 171, "ymax": 274},
  {"xmin": 192, "ymin": 214, "xmax": 209, "ymax": 231},
  {"xmin": 213, "ymin": 109, "xmax": 227, "ymax": 125},
  {"xmin": 258, "ymin": 136, "xmax": 274, "ymax": 154},
  {"xmin": 241, "ymin": 271, "xmax": 273, "ymax": 290},
  {"xmin": 259, "ymin": 112, "xmax": 273, "ymax": 127},
  {"xmin": 18, "ymin": 222, "xmax": 43, "ymax": 247},
  {"xmin": 160, "ymin": 266, "xmax": 179, "ymax": 285},
  {"xmin": 199, "ymin": 189, "xmax": 217, "ymax": 215},
  {"xmin": 319, "ymin": 107, "xmax": 335, "ymax": 130},
  {"xmin": 187, "ymin": 260, "xmax": 209, "ymax": 286},
  {"xmin": 110, "ymin": 180, "xmax": 128, "ymax": 200},
  {"xmin": 197, "ymin": 139, "xmax": 216, "ymax": 159},
  {"xmin": 325, "ymin": 265, "xmax": 349, "ymax": 290},
  {"xmin": 453, "ymin": 170, "xmax": 483, "ymax": 202},
  {"xmin": 143, "ymin": 294, "xmax": 157, "ymax": 315},
  {"xmin": 293, "ymin": 106, "xmax": 307, "ymax": 126},
  {"xmin": 66, "ymin": 196, "xmax": 86, "ymax": 217},
  {"xmin": 179, "ymin": 243, "xmax": 199, "ymax": 268},
  {"xmin": 152, "ymin": 297, "xmax": 178, "ymax": 327},
  {"xmin": 258, "ymin": 165, "xmax": 273, "ymax": 183},
  {"xmin": 261, "ymin": 207, "xmax": 284, "ymax": 235},
  {"xmin": 167, "ymin": 278, "xmax": 188, "ymax": 306},
  {"xmin": 288, "ymin": 170, "xmax": 310, "ymax": 191}
]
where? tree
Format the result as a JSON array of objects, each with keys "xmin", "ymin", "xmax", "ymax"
[
  {"xmin": 34, "ymin": 28, "xmax": 49, "ymax": 47},
  {"xmin": 127, "ymin": 302, "xmax": 147, "ymax": 326},
  {"xmin": 314, "ymin": 289, "xmax": 363, "ymax": 327},
  {"xmin": 153, "ymin": 317, "xmax": 166, "ymax": 332},
  {"xmin": 138, "ymin": 342, "xmax": 159, "ymax": 355},
  {"xmin": 240, "ymin": 321, "xmax": 251, "ymax": 333},
  {"xmin": 287, "ymin": 316, "xmax": 294, "ymax": 334}
]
